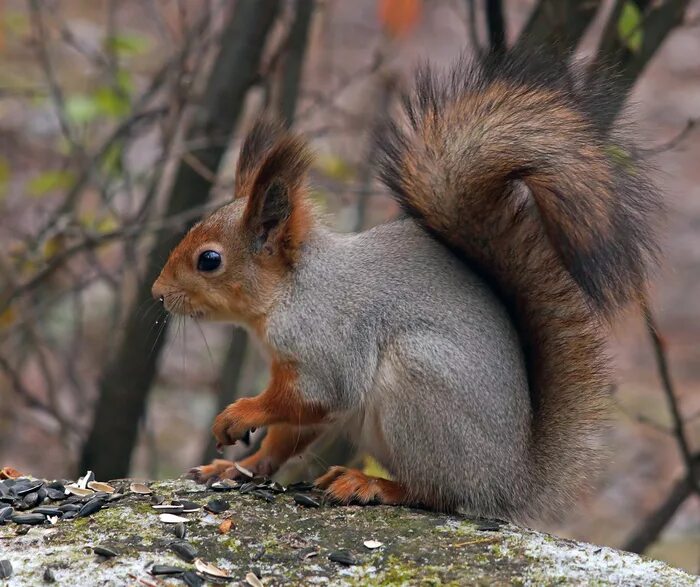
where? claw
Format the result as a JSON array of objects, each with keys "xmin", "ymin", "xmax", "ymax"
[
  {"xmin": 240, "ymin": 429, "xmax": 251, "ymax": 446},
  {"xmin": 216, "ymin": 442, "xmax": 224, "ymax": 454}
]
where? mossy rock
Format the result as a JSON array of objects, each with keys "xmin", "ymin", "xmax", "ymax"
[{"xmin": 0, "ymin": 479, "xmax": 697, "ymax": 586}]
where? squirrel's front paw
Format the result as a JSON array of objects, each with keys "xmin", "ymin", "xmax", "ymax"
[{"xmin": 212, "ymin": 399, "xmax": 258, "ymax": 448}]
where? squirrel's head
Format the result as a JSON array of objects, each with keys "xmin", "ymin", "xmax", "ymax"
[{"xmin": 151, "ymin": 119, "xmax": 313, "ymax": 332}]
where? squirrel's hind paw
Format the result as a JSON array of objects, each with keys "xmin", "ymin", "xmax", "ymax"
[{"xmin": 314, "ymin": 466, "xmax": 409, "ymax": 506}]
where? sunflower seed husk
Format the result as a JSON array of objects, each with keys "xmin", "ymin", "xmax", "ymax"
[
  {"xmin": 0, "ymin": 559, "xmax": 12, "ymax": 579},
  {"xmin": 194, "ymin": 558, "xmax": 229, "ymax": 578},
  {"xmin": 173, "ymin": 500, "xmax": 200, "ymax": 513},
  {"xmin": 15, "ymin": 480, "xmax": 44, "ymax": 497},
  {"xmin": 170, "ymin": 540, "xmax": 197, "ymax": 563},
  {"xmin": 77, "ymin": 471, "xmax": 95, "ymax": 489},
  {"xmin": 1, "ymin": 467, "xmax": 22, "ymax": 479},
  {"xmin": 150, "ymin": 494, "xmax": 165, "ymax": 505},
  {"xmin": 245, "ymin": 572, "xmax": 264, "ymax": 587},
  {"xmin": 11, "ymin": 513, "xmax": 46, "ymax": 525},
  {"xmin": 251, "ymin": 489, "xmax": 275, "ymax": 503},
  {"xmin": 77, "ymin": 498, "xmax": 105, "ymax": 518},
  {"xmin": 93, "ymin": 545, "xmax": 119, "ymax": 558},
  {"xmin": 129, "ymin": 483, "xmax": 152, "ymax": 495},
  {"xmin": 238, "ymin": 482, "xmax": 257, "ymax": 494},
  {"xmin": 0, "ymin": 506, "xmax": 13, "ymax": 523},
  {"xmin": 65, "ymin": 485, "xmax": 94, "ymax": 498},
  {"xmin": 47, "ymin": 515, "xmax": 59, "ymax": 525},
  {"xmin": 172, "ymin": 522, "xmax": 187, "ymax": 539},
  {"xmin": 46, "ymin": 488, "xmax": 67, "ymax": 501},
  {"xmin": 293, "ymin": 494, "xmax": 320, "ymax": 508},
  {"xmin": 363, "ymin": 539, "xmax": 383, "ymax": 549},
  {"xmin": 22, "ymin": 492, "xmax": 41, "ymax": 509},
  {"xmin": 210, "ymin": 479, "xmax": 239, "ymax": 492},
  {"xmin": 150, "ymin": 564, "xmax": 185, "ymax": 576},
  {"xmin": 33, "ymin": 507, "xmax": 62, "ymax": 517},
  {"xmin": 182, "ymin": 571, "xmax": 204, "ymax": 587},
  {"xmin": 204, "ymin": 499, "xmax": 229, "ymax": 514},
  {"xmin": 43, "ymin": 567, "xmax": 56, "ymax": 583},
  {"xmin": 152, "ymin": 504, "xmax": 185, "ymax": 514},
  {"xmin": 87, "ymin": 482, "xmax": 115, "ymax": 494},
  {"xmin": 234, "ymin": 463, "xmax": 254, "ymax": 478},
  {"xmin": 159, "ymin": 513, "xmax": 190, "ymax": 524},
  {"xmin": 286, "ymin": 481, "xmax": 315, "ymax": 492},
  {"xmin": 328, "ymin": 551, "xmax": 357, "ymax": 566},
  {"xmin": 298, "ymin": 546, "xmax": 319, "ymax": 560}
]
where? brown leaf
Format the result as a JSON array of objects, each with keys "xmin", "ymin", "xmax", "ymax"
[
  {"xmin": 378, "ymin": 0, "xmax": 421, "ymax": 38},
  {"xmin": 218, "ymin": 518, "xmax": 234, "ymax": 534}
]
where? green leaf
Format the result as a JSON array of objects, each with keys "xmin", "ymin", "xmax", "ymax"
[
  {"xmin": 100, "ymin": 142, "xmax": 123, "ymax": 176},
  {"xmin": 93, "ymin": 87, "xmax": 130, "ymax": 118},
  {"xmin": 104, "ymin": 33, "xmax": 150, "ymax": 56},
  {"xmin": 66, "ymin": 94, "xmax": 100, "ymax": 124},
  {"xmin": 27, "ymin": 170, "xmax": 75, "ymax": 197},
  {"xmin": 617, "ymin": 1, "xmax": 643, "ymax": 54},
  {"xmin": 0, "ymin": 157, "xmax": 10, "ymax": 202}
]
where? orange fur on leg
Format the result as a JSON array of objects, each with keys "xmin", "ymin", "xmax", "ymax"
[
  {"xmin": 212, "ymin": 361, "xmax": 327, "ymax": 447},
  {"xmin": 314, "ymin": 466, "xmax": 410, "ymax": 506}
]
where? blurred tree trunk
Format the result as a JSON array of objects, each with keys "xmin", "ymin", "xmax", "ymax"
[
  {"xmin": 80, "ymin": 0, "xmax": 280, "ymax": 480},
  {"xmin": 201, "ymin": 0, "xmax": 316, "ymax": 466}
]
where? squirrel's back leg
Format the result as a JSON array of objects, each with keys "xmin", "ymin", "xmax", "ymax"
[{"xmin": 315, "ymin": 466, "xmax": 411, "ymax": 506}]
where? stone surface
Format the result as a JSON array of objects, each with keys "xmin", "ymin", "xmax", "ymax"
[{"xmin": 0, "ymin": 479, "xmax": 697, "ymax": 586}]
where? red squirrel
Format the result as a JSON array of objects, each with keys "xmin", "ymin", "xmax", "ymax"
[{"xmin": 152, "ymin": 54, "xmax": 662, "ymax": 520}]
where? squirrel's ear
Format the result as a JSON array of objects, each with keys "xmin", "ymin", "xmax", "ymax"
[
  {"xmin": 242, "ymin": 133, "xmax": 313, "ymax": 264},
  {"xmin": 235, "ymin": 118, "xmax": 285, "ymax": 199}
]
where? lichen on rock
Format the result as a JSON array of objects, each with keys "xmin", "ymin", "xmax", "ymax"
[{"xmin": 0, "ymin": 478, "xmax": 697, "ymax": 586}]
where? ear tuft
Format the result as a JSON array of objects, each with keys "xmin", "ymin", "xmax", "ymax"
[
  {"xmin": 242, "ymin": 128, "xmax": 314, "ymax": 265},
  {"xmin": 235, "ymin": 118, "xmax": 286, "ymax": 199}
]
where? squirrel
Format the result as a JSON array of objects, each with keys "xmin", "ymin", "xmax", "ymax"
[{"xmin": 152, "ymin": 53, "xmax": 662, "ymax": 520}]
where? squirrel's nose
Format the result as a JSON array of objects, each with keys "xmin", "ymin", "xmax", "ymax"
[{"xmin": 151, "ymin": 280, "xmax": 164, "ymax": 302}]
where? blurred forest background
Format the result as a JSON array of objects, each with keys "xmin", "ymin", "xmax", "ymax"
[{"xmin": 0, "ymin": 0, "xmax": 698, "ymax": 573}]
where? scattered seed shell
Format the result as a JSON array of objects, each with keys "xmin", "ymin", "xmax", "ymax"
[
  {"xmin": 182, "ymin": 571, "xmax": 204, "ymax": 587},
  {"xmin": 15, "ymin": 481, "xmax": 44, "ymax": 497},
  {"xmin": 245, "ymin": 572, "xmax": 264, "ymax": 587},
  {"xmin": 293, "ymin": 494, "xmax": 320, "ymax": 508},
  {"xmin": 204, "ymin": 498, "xmax": 229, "ymax": 514},
  {"xmin": 170, "ymin": 540, "xmax": 197, "ymax": 563},
  {"xmin": 93, "ymin": 545, "xmax": 119, "ymax": 558},
  {"xmin": 363, "ymin": 540, "xmax": 383, "ymax": 549},
  {"xmin": 129, "ymin": 483, "xmax": 152, "ymax": 495},
  {"xmin": 152, "ymin": 504, "xmax": 185, "ymax": 514},
  {"xmin": 328, "ymin": 551, "xmax": 357, "ymax": 566},
  {"xmin": 159, "ymin": 513, "xmax": 190, "ymax": 524},
  {"xmin": 194, "ymin": 558, "xmax": 230, "ymax": 578},
  {"xmin": 0, "ymin": 467, "xmax": 22, "ymax": 480},
  {"xmin": 172, "ymin": 522, "xmax": 187, "ymax": 539},
  {"xmin": 234, "ymin": 463, "xmax": 254, "ymax": 478},
  {"xmin": 77, "ymin": 471, "xmax": 95, "ymax": 489},
  {"xmin": 150, "ymin": 564, "xmax": 185, "ymax": 576},
  {"xmin": 0, "ymin": 559, "xmax": 12, "ymax": 579},
  {"xmin": 87, "ymin": 482, "xmax": 115, "ymax": 494},
  {"xmin": 65, "ymin": 485, "xmax": 94, "ymax": 498}
]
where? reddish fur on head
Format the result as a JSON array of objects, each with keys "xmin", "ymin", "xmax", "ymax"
[{"xmin": 152, "ymin": 119, "xmax": 314, "ymax": 333}]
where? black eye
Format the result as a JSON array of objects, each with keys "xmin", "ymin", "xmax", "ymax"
[{"xmin": 197, "ymin": 250, "xmax": 222, "ymax": 272}]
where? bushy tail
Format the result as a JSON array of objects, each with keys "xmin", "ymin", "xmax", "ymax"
[{"xmin": 376, "ymin": 53, "xmax": 663, "ymax": 517}]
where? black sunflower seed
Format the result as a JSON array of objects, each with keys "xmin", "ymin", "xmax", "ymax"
[
  {"xmin": 93, "ymin": 545, "xmax": 119, "ymax": 558},
  {"xmin": 173, "ymin": 500, "xmax": 200, "ymax": 512},
  {"xmin": 0, "ymin": 559, "xmax": 12, "ymax": 579},
  {"xmin": 328, "ymin": 551, "xmax": 357, "ymax": 566},
  {"xmin": 476, "ymin": 522, "xmax": 501, "ymax": 532},
  {"xmin": 22, "ymin": 492, "xmax": 41, "ymax": 509},
  {"xmin": 251, "ymin": 489, "xmax": 275, "ymax": 503},
  {"xmin": 150, "ymin": 564, "xmax": 185, "ymax": 576},
  {"xmin": 15, "ymin": 480, "xmax": 44, "ymax": 497},
  {"xmin": 46, "ymin": 488, "xmax": 67, "ymax": 501},
  {"xmin": 58, "ymin": 503, "xmax": 81, "ymax": 513},
  {"xmin": 43, "ymin": 567, "xmax": 56, "ymax": 583},
  {"xmin": 61, "ymin": 510, "xmax": 78, "ymax": 521},
  {"xmin": 0, "ymin": 506, "xmax": 13, "ymax": 523},
  {"xmin": 77, "ymin": 498, "xmax": 105, "ymax": 518},
  {"xmin": 11, "ymin": 513, "xmax": 46, "ymax": 525},
  {"xmin": 204, "ymin": 499, "xmax": 229, "ymax": 514},
  {"xmin": 47, "ymin": 481, "xmax": 65, "ymax": 491},
  {"xmin": 33, "ymin": 507, "xmax": 63, "ymax": 517},
  {"xmin": 286, "ymin": 481, "xmax": 315, "ymax": 492},
  {"xmin": 172, "ymin": 522, "xmax": 187, "ymax": 539},
  {"xmin": 169, "ymin": 540, "xmax": 197, "ymax": 563},
  {"xmin": 182, "ymin": 571, "xmax": 204, "ymax": 587},
  {"xmin": 293, "ymin": 494, "xmax": 320, "ymax": 508},
  {"xmin": 150, "ymin": 494, "xmax": 165, "ymax": 506},
  {"xmin": 238, "ymin": 482, "xmax": 257, "ymax": 494}
]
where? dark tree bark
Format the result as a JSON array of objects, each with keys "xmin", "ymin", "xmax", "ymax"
[{"xmin": 80, "ymin": 0, "xmax": 280, "ymax": 479}]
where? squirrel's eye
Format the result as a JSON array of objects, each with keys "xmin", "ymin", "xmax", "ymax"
[{"xmin": 197, "ymin": 250, "xmax": 222, "ymax": 272}]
